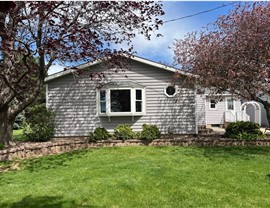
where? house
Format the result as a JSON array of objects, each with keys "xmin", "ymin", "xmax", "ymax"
[
  {"xmin": 196, "ymin": 93, "xmax": 269, "ymax": 127},
  {"xmin": 45, "ymin": 55, "xmax": 197, "ymax": 137}
]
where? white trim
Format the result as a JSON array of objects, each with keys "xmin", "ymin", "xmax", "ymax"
[
  {"xmin": 204, "ymin": 95, "xmax": 208, "ymax": 126},
  {"xmin": 95, "ymin": 89, "xmax": 99, "ymax": 116},
  {"xmin": 209, "ymin": 99, "xmax": 217, "ymax": 110},
  {"xmin": 45, "ymin": 69, "xmax": 74, "ymax": 82},
  {"xmin": 241, "ymin": 101, "xmax": 261, "ymax": 126},
  {"xmin": 164, "ymin": 85, "xmax": 178, "ymax": 98},
  {"xmin": 97, "ymin": 87, "xmax": 146, "ymax": 117},
  {"xmin": 226, "ymin": 97, "xmax": 235, "ymax": 111},
  {"xmin": 45, "ymin": 54, "xmax": 196, "ymax": 82}
]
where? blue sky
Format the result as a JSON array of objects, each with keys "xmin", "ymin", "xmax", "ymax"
[{"xmin": 49, "ymin": 1, "xmax": 236, "ymax": 74}]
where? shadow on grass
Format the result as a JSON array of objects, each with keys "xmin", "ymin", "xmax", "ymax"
[
  {"xmin": 21, "ymin": 149, "xmax": 90, "ymax": 172},
  {"xmin": 0, "ymin": 195, "xmax": 102, "ymax": 208},
  {"xmin": 203, "ymin": 146, "xmax": 270, "ymax": 160}
]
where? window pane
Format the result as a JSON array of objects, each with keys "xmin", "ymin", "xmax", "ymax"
[
  {"xmin": 111, "ymin": 90, "xmax": 131, "ymax": 112},
  {"xmin": 166, "ymin": 86, "xmax": 176, "ymax": 96},
  {"xmin": 100, "ymin": 90, "xmax": 106, "ymax": 101},
  {"xmin": 136, "ymin": 90, "xmax": 142, "ymax": 100},
  {"xmin": 136, "ymin": 101, "xmax": 142, "ymax": 112},
  {"xmin": 210, "ymin": 100, "xmax": 216, "ymax": 109},
  {"xmin": 227, "ymin": 99, "xmax": 234, "ymax": 110},
  {"xmin": 100, "ymin": 102, "xmax": 106, "ymax": 113}
]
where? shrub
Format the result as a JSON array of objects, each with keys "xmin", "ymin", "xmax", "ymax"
[
  {"xmin": 224, "ymin": 121, "xmax": 264, "ymax": 140},
  {"xmin": 23, "ymin": 104, "xmax": 55, "ymax": 142},
  {"xmin": 88, "ymin": 127, "xmax": 110, "ymax": 142},
  {"xmin": 140, "ymin": 124, "xmax": 161, "ymax": 141},
  {"xmin": 114, "ymin": 124, "xmax": 135, "ymax": 140},
  {"xmin": 13, "ymin": 112, "xmax": 25, "ymax": 130},
  {"xmin": 134, "ymin": 132, "xmax": 141, "ymax": 140},
  {"xmin": 0, "ymin": 143, "xmax": 4, "ymax": 150}
]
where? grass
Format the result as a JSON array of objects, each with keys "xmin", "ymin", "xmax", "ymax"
[
  {"xmin": 12, "ymin": 129, "xmax": 27, "ymax": 141},
  {"xmin": 0, "ymin": 146, "xmax": 270, "ymax": 207}
]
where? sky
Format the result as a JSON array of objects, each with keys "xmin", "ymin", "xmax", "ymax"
[{"xmin": 48, "ymin": 1, "xmax": 236, "ymax": 75}]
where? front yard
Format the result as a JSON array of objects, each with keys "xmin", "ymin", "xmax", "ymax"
[{"xmin": 0, "ymin": 146, "xmax": 270, "ymax": 207}]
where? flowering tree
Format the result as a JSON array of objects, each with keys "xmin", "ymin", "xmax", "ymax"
[
  {"xmin": 174, "ymin": 2, "xmax": 270, "ymax": 125},
  {"xmin": 0, "ymin": 1, "xmax": 164, "ymax": 145}
]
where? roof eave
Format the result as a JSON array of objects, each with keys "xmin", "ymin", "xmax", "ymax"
[{"xmin": 45, "ymin": 54, "xmax": 196, "ymax": 82}]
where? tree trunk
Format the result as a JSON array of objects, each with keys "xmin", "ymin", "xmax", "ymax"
[{"xmin": 0, "ymin": 106, "xmax": 13, "ymax": 146}]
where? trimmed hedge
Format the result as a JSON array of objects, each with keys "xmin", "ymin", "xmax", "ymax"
[
  {"xmin": 140, "ymin": 124, "xmax": 161, "ymax": 141},
  {"xmin": 224, "ymin": 121, "xmax": 265, "ymax": 140},
  {"xmin": 88, "ymin": 127, "xmax": 111, "ymax": 142},
  {"xmin": 114, "ymin": 124, "xmax": 135, "ymax": 140}
]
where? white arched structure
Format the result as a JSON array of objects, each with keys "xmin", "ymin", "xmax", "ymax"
[{"xmin": 241, "ymin": 101, "xmax": 261, "ymax": 126}]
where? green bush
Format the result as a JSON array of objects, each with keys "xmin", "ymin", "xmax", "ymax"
[
  {"xmin": 88, "ymin": 127, "xmax": 110, "ymax": 142},
  {"xmin": 13, "ymin": 112, "xmax": 25, "ymax": 130},
  {"xmin": 114, "ymin": 124, "xmax": 134, "ymax": 140},
  {"xmin": 0, "ymin": 143, "xmax": 4, "ymax": 150},
  {"xmin": 140, "ymin": 124, "xmax": 161, "ymax": 141},
  {"xmin": 23, "ymin": 104, "xmax": 55, "ymax": 142},
  {"xmin": 224, "ymin": 121, "xmax": 264, "ymax": 140},
  {"xmin": 134, "ymin": 132, "xmax": 141, "ymax": 140}
]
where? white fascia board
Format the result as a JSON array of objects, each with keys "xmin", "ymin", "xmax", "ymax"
[
  {"xmin": 131, "ymin": 56, "xmax": 196, "ymax": 77},
  {"xmin": 205, "ymin": 93, "xmax": 237, "ymax": 97},
  {"xmin": 45, "ymin": 69, "xmax": 73, "ymax": 82},
  {"xmin": 45, "ymin": 59, "xmax": 102, "ymax": 82}
]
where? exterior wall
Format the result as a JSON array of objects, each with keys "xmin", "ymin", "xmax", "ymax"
[
  {"xmin": 204, "ymin": 96, "xmax": 242, "ymax": 125},
  {"xmin": 196, "ymin": 94, "xmax": 206, "ymax": 126},
  {"xmin": 47, "ymin": 60, "xmax": 197, "ymax": 136}
]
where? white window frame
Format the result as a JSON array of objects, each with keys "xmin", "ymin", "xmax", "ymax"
[
  {"xmin": 209, "ymin": 99, "xmax": 217, "ymax": 110},
  {"xmin": 97, "ymin": 87, "xmax": 146, "ymax": 117},
  {"xmin": 226, "ymin": 97, "xmax": 235, "ymax": 111},
  {"xmin": 164, "ymin": 85, "xmax": 178, "ymax": 98}
]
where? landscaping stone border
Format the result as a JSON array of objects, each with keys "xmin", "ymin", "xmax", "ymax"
[{"xmin": 1, "ymin": 136, "xmax": 270, "ymax": 161}]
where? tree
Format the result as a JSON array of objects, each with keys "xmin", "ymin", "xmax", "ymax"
[
  {"xmin": 173, "ymin": 2, "xmax": 270, "ymax": 125},
  {"xmin": 0, "ymin": 1, "xmax": 164, "ymax": 145}
]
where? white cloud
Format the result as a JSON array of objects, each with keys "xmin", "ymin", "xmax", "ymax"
[
  {"xmin": 46, "ymin": 2, "xmax": 233, "ymax": 71},
  {"xmin": 48, "ymin": 64, "xmax": 65, "ymax": 75},
  {"xmin": 112, "ymin": 2, "xmax": 203, "ymax": 66}
]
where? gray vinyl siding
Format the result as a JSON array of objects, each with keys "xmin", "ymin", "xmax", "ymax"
[
  {"xmin": 205, "ymin": 96, "xmax": 242, "ymax": 125},
  {"xmin": 47, "ymin": 60, "xmax": 196, "ymax": 136},
  {"xmin": 196, "ymin": 94, "xmax": 206, "ymax": 126}
]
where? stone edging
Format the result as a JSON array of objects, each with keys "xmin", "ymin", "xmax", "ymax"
[{"xmin": 1, "ymin": 137, "xmax": 270, "ymax": 161}]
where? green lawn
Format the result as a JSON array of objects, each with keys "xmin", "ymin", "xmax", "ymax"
[
  {"xmin": 0, "ymin": 146, "xmax": 270, "ymax": 207},
  {"xmin": 12, "ymin": 129, "xmax": 27, "ymax": 141}
]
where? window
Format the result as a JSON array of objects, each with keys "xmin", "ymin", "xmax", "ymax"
[
  {"xmin": 136, "ymin": 89, "xmax": 142, "ymax": 112},
  {"xmin": 210, "ymin": 99, "xmax": 217, "ymax": 110},
  {"xmin": 111, "ymin": 90, "xmax": 131, "ymax": 112},
  {"xmin": 226, "ymin": 98, "xmax": 234, "ymax": 110},
  {"xmin": 98, "ymin": 88, "xmax": 145, "ymax": 116},
  {"xmin": 100, "ymin": 90, "xmax": 106, "ymax": 113},
  {"xmin": 164, "ymin": 85, "xmax": 177, "ymax": 97}
]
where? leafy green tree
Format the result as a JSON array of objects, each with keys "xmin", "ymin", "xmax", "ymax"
[
  {"xmin": 0, "ymin": 1, "xmax": 164, "ymax": 145},
  {"xmin": 174, "ymin": 2, "xmax": 270, "ymax": 125}
]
